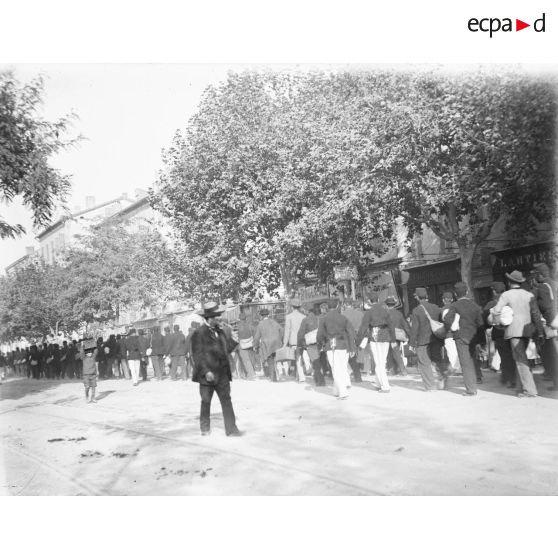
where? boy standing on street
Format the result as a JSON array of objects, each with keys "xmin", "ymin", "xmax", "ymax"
[{"xmin": 79, "ymin": 339, "xmax": 99, "ymax": 403}]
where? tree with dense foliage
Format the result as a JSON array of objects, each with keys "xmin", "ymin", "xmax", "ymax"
[
  {"xmin": 0, "ymin": 71, "xmax": 79, "ymax": 239},
  {"xmin": 0, "ymin": 260, "xmax": 79, "ymax": 342},
  {"xmin": 152, "ymin": 72, "xmax": 398, "ymax": 300},
  {"xmin": 61, "ymin": 224, "xmax": 179, "ymax": 324},
  {"xmin": 377, "ymin": 71, "xmax": 557, "ymax": 295},
  {"xmin": 154, "ymin": 69, "xmax": 556, "ymax": 301}
]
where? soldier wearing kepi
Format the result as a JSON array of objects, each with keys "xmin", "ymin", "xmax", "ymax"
[{"xmin": 190, "ymin": 301, "xmax": 244, "ymax": 437}]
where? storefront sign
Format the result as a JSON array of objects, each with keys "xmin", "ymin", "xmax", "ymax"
[
  {"xmin": 492, "ymin": 242, "xmax": 557, "ymax": 273},
  {"xmin": 405, "ymin": 259, "xmax": 461, "ymax": 288}
]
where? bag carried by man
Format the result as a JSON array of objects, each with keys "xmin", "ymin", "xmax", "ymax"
[{"xmin": 421, "ymin": 305, "xmax": 446, "ymax": 339}]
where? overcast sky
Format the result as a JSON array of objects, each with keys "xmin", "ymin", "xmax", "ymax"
[{"xmin": 0, "ymin": 63, "xmax": 244, "ymax": 270}]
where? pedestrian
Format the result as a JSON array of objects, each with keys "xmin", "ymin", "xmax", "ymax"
[
  {"xmin": 297, "ymin": 303, "xmax": 326, "ymax": 386},
  {"xmin": 150, "ymin": 326, "xmax": 166, "ymax": 381},
  {"xmin": 126, "ymin": 328, "xmax": 142, "ymax": 386},
  {"xmin": 60, "ymin": 340, "xmax": 69, "ymax": 379},
  {"xmin": 138, "ymin": 329, "xmax": 150, "ymax": 381},
  {"xmin": 236, "ymin": 313, "xmax": 257, "ymax": 380},
  {"xmin": 283, "ymin": 299, "xmax": 307, "ymax": 383},
  {"xmin": 51, "ymin": 343, "xmax": 62, "ymax": 379},
  {"xmin": 483, "ymin": 282, "xmax": 517, "ymax": 388},
  {"xmin": 28, "ymin": 345, "xmax": 41, "ymax": 379},
  {"xmin": 490, "ymin": 270, "xmax": 545, "ymax": 397},
  {"xmin": 440, "ymin": 292, "xmax": 460, "ymax": 375},
  {"xmin": 95, "ymin": 337, "xmax": 107, "ymax": 379},
  {"xmin": 190, "ymin": 301, "xmax": 244, "ymax": 437},
  {"xmin": 409, "ymin": 287, "xmax": 445, "ymax": 391},
  {"xmin": 73, "ymin": 340, "xmax": 83, "ymax": 379},
  {"xmin": 443, "ymin": 282, "xmax": 484, "ymax": 396},
  {"xmin": 168, "ymin": 324, "xmax": 188, "ymax": 381},
  {"xmin": 0, "ymin": 353, "xmax": 6, "ymax": 384},
  {"xmin": 317, "ymin": 300, "xmax": 356, "ymax": 399},
  {"xmin": 385, "ymin": 296, "xmax": 410, "ymax": 377},
  {"xmin": 116, "ymin": 334, "xmax": 130, "ymax": 379},
  {"xmin": 253, "ymin": 308, "xmax": 283, "ymax": 382},
  {"xmin": 532, "ymin": 263, "xmax": 558, "ymax": 391},
  {"xmin": 357, "ymin": 294, "xmax": 393, "ymax": 392},
  {"xmin": 78, "ymin": 339, "xmax": 99, "ymax": 403},
  {"xmin": 342, "ymin": 300, "xmax": 364, "ymax": 382}
]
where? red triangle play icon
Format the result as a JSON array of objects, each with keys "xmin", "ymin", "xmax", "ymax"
[{"xmin": 516, "ymin": 19, "xmax": 530, "ymax": 31}]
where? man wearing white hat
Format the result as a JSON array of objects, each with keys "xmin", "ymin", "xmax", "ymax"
[
  {"xmin": 190, "ymin": 301, "xmax": 243, "ymax": 436},
  {"xmin": 491, "ymin": 270, "xmax": 544, "ymax": 397}
]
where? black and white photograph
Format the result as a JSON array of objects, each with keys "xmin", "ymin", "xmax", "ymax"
[{"xmin": 1, "ymin": 59, "xmax": 556, "ymax": 499}]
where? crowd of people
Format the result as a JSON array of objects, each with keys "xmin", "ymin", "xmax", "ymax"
[{"xmin": 1, "ymin": 264, "xmax": 557, "ymax": 404}]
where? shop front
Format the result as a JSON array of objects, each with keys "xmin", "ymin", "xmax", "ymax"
[
  {"xmin": 491, "ymin": 242, "xmax": 557, "ymax": 283},
  {"xmin": 404, "ymin": 257, "xmax": 462, "ymax": 311}
]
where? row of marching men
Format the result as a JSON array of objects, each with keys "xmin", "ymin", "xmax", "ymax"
[{"xmin": 234, "ymin": 263, "xmax": 557, "ymax": 399}]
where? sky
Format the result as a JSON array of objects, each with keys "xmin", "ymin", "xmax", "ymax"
[{"xmin": 0, "ymin": 63, "xmax": 243, "ymax": 270}]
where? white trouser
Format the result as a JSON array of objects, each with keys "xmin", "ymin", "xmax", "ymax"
[
  {"xmin": 370, "ymin": 342, "xmax": 390, "ymax": 390},
  {"xmin": 327, "ymin": 349, "xmax": 350, "ymax": 397},
  {"xmin": 444, "ymin": 338, "xmax": 460, "ymax": 370},
  {"xmin": 128, "ymin": 359, "xmax": 140, "ymax": 384},
  {"xmin": 277, "ymin": 360, "xmax": 290, "ymax": 377},
  {"xmin": 302, "ymin": 350, "xmax": 311, "ymax": 371},
  {"xmin": 295, "ymin": 349, "xmax": 306, "ymax": 382}
]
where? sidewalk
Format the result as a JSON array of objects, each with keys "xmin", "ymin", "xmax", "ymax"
[{"xmin": 1, "ymin": 368, "xmax": 557, "ymax": 495}]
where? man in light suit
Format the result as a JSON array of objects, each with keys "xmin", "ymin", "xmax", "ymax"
[
  {"xmin": 253, "ymin": 308, "xmax": 283, "ymax": 382},
  {"xmin": 491, "ymin": 270, "xmax": 544, "ymax": 397},
  {"xmin": 283, "ymin": 298, "xmax": 306, "ymax": 383},
  {"xmin": 443, "ymin": 282, "xmax": 484, "ymax": 396}
]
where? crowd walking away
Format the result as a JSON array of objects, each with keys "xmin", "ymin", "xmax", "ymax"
[{"xmin": 1, "ymin": 263, "xmax": 557, "ymax": 433}]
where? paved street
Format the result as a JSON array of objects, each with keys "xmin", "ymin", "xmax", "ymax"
[{"xmin": 1, "ymin": 370, "xmax": 557, "ymax": 496}]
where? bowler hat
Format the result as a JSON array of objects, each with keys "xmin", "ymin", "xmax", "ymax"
[
  {"xmin": 491, "ymin": 281, "xmax": 506, "ymax": 294},
  {"xmin": 259, "ymin": 308, "xmax": 270, "ymax": 316},
  {"xmin": 385, "ymin": 296, "xmax": 397, "ymax": 306},
  {"xmin": 290, "ymin": 298, "xmax": 302, "ymax": 308},
  {"xmin": 414, "ymin": 287, "xmax": 428, "ymax": 298},
  {"xmin": 198, "ymin": 301, "xmax": 226, "ymax": 318},
  {"xmin": 505, "ymin": 270, "xmax": 525, "ymax": 284}
]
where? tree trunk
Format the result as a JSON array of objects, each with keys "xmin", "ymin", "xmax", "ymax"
[
  {"xmin": 279, "ymin": 264, "xmax": 292, "ymax": 298},
  {"xmin": 458, "ymin": 243, "xmax": 478, "ymax": 302}
]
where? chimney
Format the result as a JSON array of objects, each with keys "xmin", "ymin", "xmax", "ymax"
[
  {"xmin": 135, "ymin": 188, "xmax": 147, "ymax": 199},
  {"xmin": 121, "ymin": 192, "xmax": 128, "ymax": 200},
  {"xmin": 25, "ymin": 246, "xmax": 35, "ymax": 255},
  {"xmin": 85, "ymin": 196, "xmax": 96, "ymax": 209},
  {"xmin": 73, "ymin": 205, "xmax": 81, "ymax": 213}
]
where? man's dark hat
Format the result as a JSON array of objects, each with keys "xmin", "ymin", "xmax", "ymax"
[
  {"xmin": 290, "ymin": 298, "xmax": 302, "ymax": 308},
  {"xmin": 506, "ymin": 270, "xmax": 525, "ymax": 284},
  {"xmin": 198, "ymin": 301, "xmax": 226, "ymax": 318},
  {"xmin": 259, "ymin": 308, "xmax": 270, "ymax": 316},
  {"xmin": 414, "ymin": 287, "xmax": 428, "ymax": 298},
  {"xmin": 442, "ymin": 291, "xmax": 454, "ymax": 300}
]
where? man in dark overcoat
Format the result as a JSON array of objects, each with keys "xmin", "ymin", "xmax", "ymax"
[{"xmin": 191, "ymin": 301, "xmax": 243, "ymax": 437}]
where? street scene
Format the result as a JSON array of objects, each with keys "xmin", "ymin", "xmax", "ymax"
[{"xmin": 1, "ymin": 64, "xmax": 557, "ymax": 496}]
